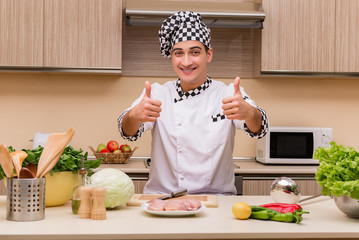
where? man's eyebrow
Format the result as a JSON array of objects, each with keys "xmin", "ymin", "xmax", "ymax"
[{"xmin": 172, "ymin": 46, "xmax": 202, "ymax": 51}]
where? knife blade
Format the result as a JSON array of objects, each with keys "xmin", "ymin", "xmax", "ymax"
[{"xmin": 157, "ymin": 188, "xmax": 188, "ymax": 200}]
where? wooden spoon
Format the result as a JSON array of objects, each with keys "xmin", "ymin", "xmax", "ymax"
[
  {"xmin": 25, "ymin": 162, "xmax": 37, "ymax": 177},
  {"xmin": 19, "ymin": 167, "xmax": 35, "ymax": 178},
  {"xmin": 10, "ymin": 151, "xmax": 28, "ymax": 178},
  {"xmin": 0, "ymin": 144, "xmax": 14, "ymax": 178},
  {"xmin": 36, "ymin": 128, "xmax": 75, "ymax": 178}
]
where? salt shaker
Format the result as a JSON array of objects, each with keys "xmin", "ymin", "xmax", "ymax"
[
  {"xmin": 78, "ymin": 186, "xmax": 92, "ymax": 219},
  {"xmin": 91, "ymin": 187, "xmax": 107, "ymax": 220}
]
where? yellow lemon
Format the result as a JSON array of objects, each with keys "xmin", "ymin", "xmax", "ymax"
[{"xmin": 232, "ymin": 202, "xmax": 252, "ymax": 220}]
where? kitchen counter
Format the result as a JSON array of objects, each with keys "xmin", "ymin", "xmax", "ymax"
[
  {"xmin": 96, "ymin": 158, "xmax": 319, "ymax": 175},
  {"xmin": 1, "ymin": 195, "xmax": 358, "ymax": 240}
]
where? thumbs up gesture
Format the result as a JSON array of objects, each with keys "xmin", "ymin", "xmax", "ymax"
[
  {"xmin": 132, "ymin": 81, "xmax": 162, "ymax": 123},
  {"xmin": 222, "ymin": 77, "xmax": 251, "ymax": 120}
]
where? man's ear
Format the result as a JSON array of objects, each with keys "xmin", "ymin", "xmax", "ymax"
[{"xmin": 207, "ymin": 48, "xmax": 213, "ymax": 63}]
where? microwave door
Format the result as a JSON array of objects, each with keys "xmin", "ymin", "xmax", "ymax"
[{"xmin": 270, "ymin": 132, "xmax": 314, "ymax": 159}]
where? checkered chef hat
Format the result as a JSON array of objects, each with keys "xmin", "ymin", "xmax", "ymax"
[{"xmin": 158, "ymin": 11, "xmax": 211, "ymax": 58}]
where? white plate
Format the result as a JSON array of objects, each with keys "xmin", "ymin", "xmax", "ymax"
[{"xmin": 141, "ymin": 202, "xmax": 206, "ymax": 216}]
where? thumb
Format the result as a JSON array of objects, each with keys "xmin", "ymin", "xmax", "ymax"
[
  {"xmin": 145, "ymin": 81, "xmax": 151, "ymax": 98},
  {"xmin": 233, "ymin": 77, "xmax": 241, "ymax": 96}
]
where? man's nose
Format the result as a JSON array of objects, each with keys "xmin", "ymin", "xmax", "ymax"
[{"xmin": 182, "ymin": 54, "xmax": 193, "ymax": 66}]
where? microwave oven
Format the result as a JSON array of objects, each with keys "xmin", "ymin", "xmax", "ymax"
[{"xmin": 256, "ymin": 127, "xmax": 332, "ymax": 164}]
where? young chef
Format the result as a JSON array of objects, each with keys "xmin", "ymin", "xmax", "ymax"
[{"xmin": 118, "ymin": 11, "xmax": 269, "ymax": 195}]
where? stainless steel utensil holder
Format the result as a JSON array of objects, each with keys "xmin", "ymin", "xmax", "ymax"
[{"xmin": 6, "ymin": 178, "xmax": 45, "ymax": 221}]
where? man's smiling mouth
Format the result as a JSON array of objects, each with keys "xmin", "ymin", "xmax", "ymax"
[{"xmin": 181, "ymin": 67, "xmax": 197, "ymax": 73}]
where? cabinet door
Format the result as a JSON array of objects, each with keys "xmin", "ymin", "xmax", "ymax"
[
  {"xmin": 243, "ymin": 178, "xmax": 322, "ymax": 196},
  {"xmin": 0, "ymin": 0, "xmax": 43, "ymax": 67},
  {"xmin": 261, "ymin": 0, "xmax": 335, "ymax": 73},
  {"xmin": 44, "ymin": 0, "xmax": 122, "ymax": 69},
  {"xmin": 335, "ymin": 0, "xmax": 359, "ymax": 73}
]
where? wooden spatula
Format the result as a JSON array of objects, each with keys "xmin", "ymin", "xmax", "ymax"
[
  {"xmin": 0, "ymin": 144, "xmax": 14, "ymax": 178},
  {"xmin": 10, "ymin": 151, "xmax": 28, "ymax": 178},
  {"xmin": 36, "ymin": 128, "xmax": 75, "ymax": 178}
]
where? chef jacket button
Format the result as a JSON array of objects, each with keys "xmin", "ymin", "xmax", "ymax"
[
  {"xmin": 180, "ymin": 176, "xmax": 184, "ymax": 180},
  {"xmin": 178, "ymin": 123, "xmax": 182, "ymax": 126},
  {"xmin": 178, "ymin": 149, "xmax": 182, "ymax": 153}
]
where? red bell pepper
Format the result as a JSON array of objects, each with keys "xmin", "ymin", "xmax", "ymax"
[{"xmin": 259, "ymin": 203, "xmax": 302, "ymax": 213}]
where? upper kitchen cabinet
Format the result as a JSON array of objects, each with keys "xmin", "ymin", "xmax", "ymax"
[
  {"xmin": 260, "ymin": 0, "xmax": 336, "ymax": 75},
  {"xmin": 0, "ymin": 0, "xmax": 122, "ymax": 73},
  {"xmin": 335, "ymin": 0, "xmax": 359, "ymax": 74},
  {"xmin": 0, "ymin": 0, "xmax": 43, "ymax": 68},
  {"xmin": 44, "ymin": 0, "xmax": 122, "ymax": 72}
]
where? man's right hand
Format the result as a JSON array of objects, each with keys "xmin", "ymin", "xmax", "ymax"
[
  {"xmin": 122, "ymin": 81, "xmax": 162, "ymax": 136},
  {"xmin": 131, "ymin": 81, "xmax": 162, "ymax": 122}
]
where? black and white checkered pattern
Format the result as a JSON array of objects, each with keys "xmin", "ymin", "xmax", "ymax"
[
  {"xmin": 212, "ymin": 114, "xmax": 226, "ymax": 122},
  {"xmin": 244, "ymin": 107, "xmax": 269, "ymax": 139},
  {"xmin": 159, "ymin": 11, "xmax": 211, "ymax": 58},
  {"xmin": 118, "ymin": 110, "xmax": 144, "ymax": 142},
  {"xmin": 174, "ymin": 76, "xmax": 212, "ymax": 103}
]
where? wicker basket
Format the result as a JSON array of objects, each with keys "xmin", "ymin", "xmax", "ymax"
[{"xmin": 88, "ymin": 146, "xmax": 138, "ymax": 164}]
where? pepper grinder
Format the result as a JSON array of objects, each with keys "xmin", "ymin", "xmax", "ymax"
[
  {"xmin": 78, "ymin": 186, "xmax": 92, "ymax": 219},
  {"xmin": 91, "ymin": 187, "xmax": 107, "ymax": 220}
]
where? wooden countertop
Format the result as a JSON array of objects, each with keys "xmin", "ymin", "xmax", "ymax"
[
  {"xmin": 1, "ymin": 195, "xmax": 358, "ymax": 240},
  {"xmin": 96, "ymin": 158, "xmax": 319, "ymax": 175}
]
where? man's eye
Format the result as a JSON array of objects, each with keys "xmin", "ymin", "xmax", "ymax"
[
  {"xmin": 174, "ymin": 51, "xmax": 183, "ymax": 56},
  {"xmin": 192, "ymin": 51, "xmax": 200, "ymax": 55}
]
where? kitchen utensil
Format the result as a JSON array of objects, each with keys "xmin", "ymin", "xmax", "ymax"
[
  {"xmin": 36, "ymin": 133, "xmax": 64, "ymax": 176},
  {"xmin": 91, "ymin": 187, "xmax": 107, "ymax": 220},
  {"xmin": 10, "ymin": 151, "xmax": 28, "ymax": 178},
  {"xmin": 270, "ymin": 177, "xmax": 301, "ymax": 204},
  {"xmin": 298, "ymin": 194, "xmax": 323, "ymax": 203},
  {"xmin": 6, "ymin": 177, "xmax": 45, "ymax": 221},
  {"xmin": 333, "ymin": 195, "xmax": 359, "ymax": 218},
  {"xmin": 19, "ymin": 167, "xmax": 35, "ymax": 178},
  {"xmin": 25, "ymin": 162, "xmax": 37, "ymax": 177},
  {"xmin": 0, "ymin": 144, "xmax": 14, "ymax": 178},
  {"xmin": 36, "ymin": 128, "xmax": 75, "ymax": 178},
  {"xmin": 157, "ymin": 188, "xmax": 188, "ymax": 200},
  {"xmin": 127, "ymin": 194, "xmax": 218, "ymax": 207},
  {"xmin": 78, "ymin": 186, "xmax": 93, "ymax": 219}
]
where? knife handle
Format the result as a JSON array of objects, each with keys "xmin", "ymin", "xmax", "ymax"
[{"xmin": 171, "ymin": 188, "xmax": 187, "ymax": 197}]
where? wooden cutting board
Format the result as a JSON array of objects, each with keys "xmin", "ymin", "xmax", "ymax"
[{"xmin": 126, "ymin": 194, "xmax": 218, "ymax": 208}]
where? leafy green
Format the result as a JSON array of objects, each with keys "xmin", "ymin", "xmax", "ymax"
[
  {"xmin": 0, "ymin": 146, "xmax": 102, "ymax": 180},
  {"xmin": 314, "ymin": 141, "xmax": 359, "ymax": 199}
]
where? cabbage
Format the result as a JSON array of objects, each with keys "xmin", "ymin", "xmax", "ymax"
[{"xmin": 90, "ymin": 168, "xmax": 135, "ymax": 208}]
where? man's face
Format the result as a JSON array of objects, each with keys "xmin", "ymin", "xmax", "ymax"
[{"xmin": 170, "ymin": 40, "xmax": 213, "ymax": 92}]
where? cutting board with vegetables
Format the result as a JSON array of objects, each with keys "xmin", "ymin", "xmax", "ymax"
[{"xmin": 127, "ymin": 194, "xmax": 218, "ymax": 207}]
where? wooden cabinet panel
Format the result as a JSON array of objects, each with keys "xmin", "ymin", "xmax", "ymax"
[
  {"xmin": 0, "ymin": 0, "xmax": 43, "ymax": 67},
  {"xmin": 0, "ymin": 180, "xmax": 5, "ymax": 195},
  {"xmin": 335, "ymin": 0, "xmax": 359, "ymax": 73},
  {"xmin": 243, "ymin": 178, "xmax": 322, "ymax": 196},
  {"xmin": 261, "ymin": 0, "xmax": 335, "ymax": 73},
  {"xmin": 44, "ymin": 0, "xmax": 122, "ymax": 69},
  {"xmin": 133, "ymin": 180, "xmax": 147, "ymax": 194}
]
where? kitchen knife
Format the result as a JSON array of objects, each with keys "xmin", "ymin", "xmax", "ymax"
[{"xmin": 157, "ymin": 188, "xmax": 188, "ymax": 200}]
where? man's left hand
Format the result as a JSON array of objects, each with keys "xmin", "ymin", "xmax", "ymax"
[{"xmin": 222, "ymin": 77, "xmax": 252, "ymax": 120}]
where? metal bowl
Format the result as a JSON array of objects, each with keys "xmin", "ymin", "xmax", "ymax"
[
  {"xmin": 333, "ymin": 195, "xmax": 359, "ymax": 218},
  {"xmin": 270, "ymin": 177, "xmax": 301, "ymax": 204}
]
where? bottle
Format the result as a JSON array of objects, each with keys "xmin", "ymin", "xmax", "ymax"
[{"xmin": 72, "ymin": 156, "xmax": 90, "ymax": 214}]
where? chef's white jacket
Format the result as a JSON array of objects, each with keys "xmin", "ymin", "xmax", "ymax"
[{"xmin": 118, "ymin": 77, "xmax": 268, "ymax": 195}]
